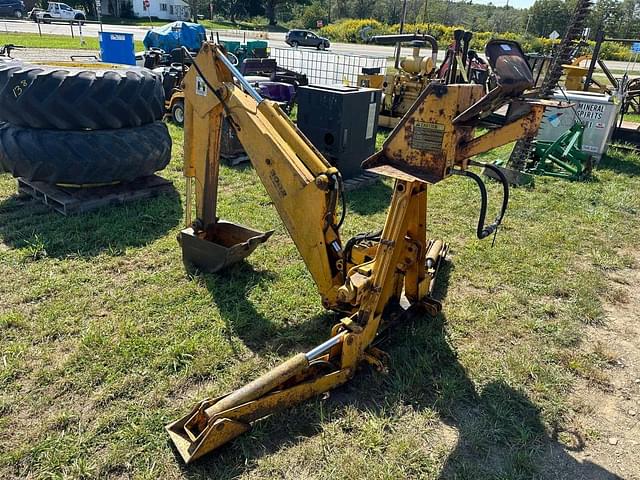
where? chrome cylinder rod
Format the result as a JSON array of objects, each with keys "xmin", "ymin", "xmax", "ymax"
[
  {"xmin": 215, "ymin": 48, "xmax": 265, "ymax": 104},
  {"xmin": 305, "ymin": 331, "xmax": 347, "ymax": 361}
]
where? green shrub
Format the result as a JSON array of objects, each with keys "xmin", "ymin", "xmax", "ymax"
[
  {"xmin": 597, "ymin": 41, "xmax": 632, "ymax": 61},
  {"xmin": 293, "ymin": 1, "xmax": 330, "ymax": 30},
  {"xmin": 320, "ymin": 19, "xmax": 391, "ymax": 43},
  {"xmin": 319, "ymin": 19, "xmax": 628, "ymax": 61}
]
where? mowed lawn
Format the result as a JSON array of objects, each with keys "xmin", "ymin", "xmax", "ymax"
[
  {"xmin": 0, "ymin": 32, "xmax": 144, "ymax": 51},
  {"xmin": 1, "ymin": 123, "xmax": 640, "ymax": 479}
]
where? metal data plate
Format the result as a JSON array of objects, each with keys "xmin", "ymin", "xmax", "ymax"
[{"xmin": 411, "ymin": 122, "xmax": 445, "ymax": 153}]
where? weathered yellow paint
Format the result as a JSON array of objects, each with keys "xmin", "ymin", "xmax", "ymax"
[
  {"xmin": 168, "ymin": 42, "xmax": 550, "ymax": 464},
  {"xmin": 456, "ymin": 104, "xmax": 546, "ymax": 162},
  {"xmin": 181, "ymin": 44, "xmax": 344, "ymax": 306},
  {"xmin": 364, "ymin": 84, "xmax": 551, "ymax": 185},
  {"xmin": 363, "ymin": 84, "xmax": 484, "ymax": 184}
]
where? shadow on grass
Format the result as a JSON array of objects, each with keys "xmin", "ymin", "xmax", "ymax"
[
  {"xmin": 0, "ymin": 185, "xmax": 181, "ymax": 258},
  {"xmin": 346, "ymin": 180, "xmax": 393, "ymax": 215},
  {"xmin": 223, "ymin": 160, "xmax": 253, "ymax": 173},
  {"xmin": 201, "ymin": 262, "xmax": 337, "ymax": 354},
  {"xmin": 175, "ymin": 259, "xmax": 623, "ymax": 479},
  {"xmin": 598, "ymin": 149, "xmax": 640, "ymax": 176}
]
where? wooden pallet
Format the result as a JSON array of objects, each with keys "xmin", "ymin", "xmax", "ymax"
[
  {"xmin": 17, "ymin": 175, "xmax": 174, "ymax": 216},
  {"xmin": 343, "ymin": 172, "xmax": 379, "ymax": 192}
]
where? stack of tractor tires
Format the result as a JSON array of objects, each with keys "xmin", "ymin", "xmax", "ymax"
[{"xmin": 0, "ymin": 60, "xmax": 171, "ymax": 185}]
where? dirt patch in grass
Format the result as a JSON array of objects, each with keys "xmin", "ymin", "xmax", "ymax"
[{"xmin": 540, "ymin": 253, "xmax": 640, "ymax": 480}]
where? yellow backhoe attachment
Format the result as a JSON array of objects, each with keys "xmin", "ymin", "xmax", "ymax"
[{"xmin": 168, "ymin": 42, "xmax": 550, "ymax": 464}]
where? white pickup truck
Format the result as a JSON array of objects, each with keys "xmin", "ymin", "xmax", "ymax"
[{"xmin": 36, "ymin": 2, "xmax": 86, "ymax": 23}]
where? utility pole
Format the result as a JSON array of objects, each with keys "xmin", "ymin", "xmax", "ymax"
[
  {"xmin": 394, "ymin": 0, "xmax": 408, "ymax": 69},
  {"xmin": 422, "ymin": 0, "xmax": 429, "ymax": 25},
  {"xmin": 524, "ymin": 13, "xmax": 532, "ymax": 35},
  {"xmin": 399, "ymin": 0, "xmax": 408, "ymax": 33}
]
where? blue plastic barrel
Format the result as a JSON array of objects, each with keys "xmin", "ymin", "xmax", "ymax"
[{"xmin": 100, "ymin": 32, "xmax": 136, "ymax": 65}]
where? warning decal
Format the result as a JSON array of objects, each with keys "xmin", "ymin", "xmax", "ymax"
[{"xmin": 411, "ymin": 122, "xmax": 445, "ymax": 153}]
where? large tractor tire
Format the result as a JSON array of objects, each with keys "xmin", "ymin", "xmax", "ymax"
[
  {"xmin": 0, "ymin": 61, "xmax": 164, "ymax": 130},
  {"xmin": 0, "ymin": 59, "xmax": 22, "ymax": 90},
  {"xmin": 0, "ymin": 121, "xmax": 172, "ymax": 185}
]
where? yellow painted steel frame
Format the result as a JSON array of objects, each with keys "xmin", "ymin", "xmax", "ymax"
[
  {"xmin": 562, "ymin": 56, "xmax": 608, "ymax": 93},
  {"xmin": 182, "ymin": 43, "xmax": 344, "ymax": 308},
  {"xmin": 168, "ymin": 43, "xmax": 548, "ymax": 464}
]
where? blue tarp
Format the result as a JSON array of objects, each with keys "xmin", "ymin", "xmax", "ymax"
[{"xmin": 143, "ymin": 21, "xmax": 206, "ymax": 52}]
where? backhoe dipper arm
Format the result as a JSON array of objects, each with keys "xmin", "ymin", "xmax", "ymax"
[{"xmin": 182, "ymin": 43, "xmax": 345, "ymax": 306}]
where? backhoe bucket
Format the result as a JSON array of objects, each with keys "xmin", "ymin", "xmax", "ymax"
[
  {"xmin": 166, "ymin": 397, "xmax": 252, "ymax": 464},
  {"xmin": 179, "ymin": 220, "xmax": 273, "ymax": 273},
  {"xmin": 167, "ymin": 351, "xmax": 313, "ymax": 463}
]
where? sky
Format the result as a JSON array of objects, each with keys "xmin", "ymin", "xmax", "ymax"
[{"xmin": 470, "ymin": 0, "xmax": 536, "ymax": 9}]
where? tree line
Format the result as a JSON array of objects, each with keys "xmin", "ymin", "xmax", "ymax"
[
  {"xmin": 205, "ymin": 0, "xmax": 640, "ymax": 39},
  {"xmin": 57, "ymin": 0, "xmax": 640, "ymax": 40}
]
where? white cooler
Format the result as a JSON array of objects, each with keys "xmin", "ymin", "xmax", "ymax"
[{"xmin": 536, "ymin": 90, "xmax": 621, "ymax": 161}]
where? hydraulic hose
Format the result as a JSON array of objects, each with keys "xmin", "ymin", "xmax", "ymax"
[
  {"xmin": 472, "ymin": 160, "xmax": 509, "ymax": 239},
  {"xmin": 342, "ymin": 229, "xmax": 382, "ymax": 280},
  {"xmin": 451, "ymin": 161, "xmax": 509, "ymax": 240},
  {"xmin": 336, "ymin": 175, "xmax": 347, "ymax": 229},
  {"xmin": 181, "ymin": 46, "xmax": 238, "ymax": 125}
]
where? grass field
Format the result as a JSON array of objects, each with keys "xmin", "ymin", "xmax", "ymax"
[
  {"xmin": 624, "ymin": 112, "xmax": 640, "ymax": 123},
  {"xmin": 85, "ymin": 16, "xmax": 285, "ymax": 32},
  {"xmin": 0, "ymin": 32, "xmax": 145, "ymax": 51},
  {"xmin": 98, "ymin": 16, "xmax": 167, "ymax": 27},
  {"xmin": 1, "ymin": 124, "xmax": 639, "ymax": 479}
]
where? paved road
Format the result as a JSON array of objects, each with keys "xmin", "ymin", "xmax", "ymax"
[
  {"xmin": 0, "ymin": 18, "xmax": 150, "ymax": 39},
  {"xmin": 0, "ymin": 19, "xmax": 442, "ymax": 59},
  {"xmin": 2, "ymin": 19, "xmax": 639, "ymax": 72}
]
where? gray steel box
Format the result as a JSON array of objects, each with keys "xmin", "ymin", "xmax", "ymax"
[{"xmin": 296, "ymin": 84, "xmax": 382, "ymax": 180}]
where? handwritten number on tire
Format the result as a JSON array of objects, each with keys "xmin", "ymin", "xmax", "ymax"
[{"xmin": 12, "ymin": 80, "xmax": 28, "ymax": 99}]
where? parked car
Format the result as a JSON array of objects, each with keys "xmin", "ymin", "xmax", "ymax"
[
  {"xmin": 285, "ymin": 29, "xmax": 330, "ymax": 50},
  {"xmin": 36, "ymin": 2, "xmax": 85, "ymax": 23},
  {"xmin": 0, "ymin": 0, "xmax": 25, "ymax": 18}
]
